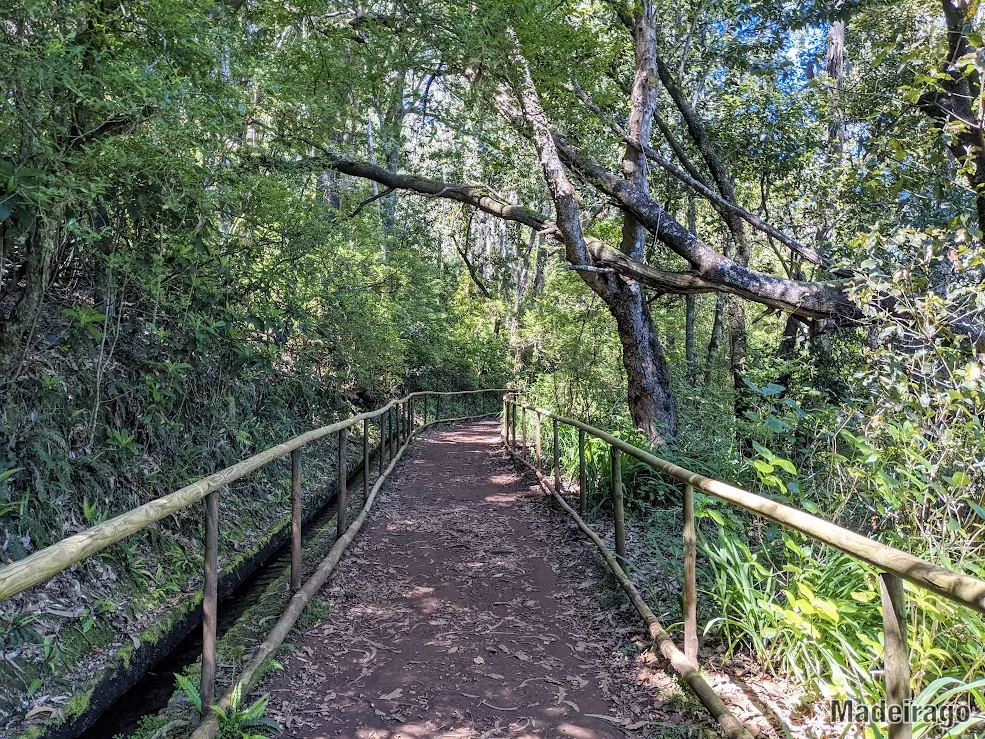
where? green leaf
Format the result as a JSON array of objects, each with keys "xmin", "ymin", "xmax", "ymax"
[
  {"xmin": 814, "ymin": 599, "xmax": 840, "ymax": 624},
  {"xmin": 702, "ymin": 509, "xmax": 725, "ymax": 526},
  {"xmin": 951, "ymin": 471, "xmax": 972, "ymax": 487},
  {"xmin": 753, "ymin": 459, "xmax": 775, "ymax": 474},
  {"xmin": 773, "ymin": 458, "xmax": 797, "ymax": 475},
  {"xmin": 175, "ymin": 674, "xmax": 203, "ymax": 712},
  {"xmin": 851, "ymin": 590, "xmax": 878, "ymax": 603}
]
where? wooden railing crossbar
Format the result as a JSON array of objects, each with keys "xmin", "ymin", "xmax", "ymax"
[
  {"xmin": 0, "ymin": 388, "xmax": 505, "ymax": 721},
  {"xmin": 504, "ymin": 397, "xmax": 985, "ymax": 739},
  {"xmin": 0, "ymin": 389, "xmax": 502, "ymax": 603}
]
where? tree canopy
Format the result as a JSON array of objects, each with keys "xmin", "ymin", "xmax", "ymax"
[{"xmin": 2, "ymin": 0, "xmax": 985, "ymax": 735}]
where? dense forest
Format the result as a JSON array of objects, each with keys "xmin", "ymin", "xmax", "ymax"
[{"xmin": 1, "ymin": 0, "xmax": 983, "ymax": 737}]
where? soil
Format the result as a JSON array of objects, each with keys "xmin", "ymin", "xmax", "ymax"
[{"xmin": 262, "ymin": 421, "xmax": 701, "ymax": 738}]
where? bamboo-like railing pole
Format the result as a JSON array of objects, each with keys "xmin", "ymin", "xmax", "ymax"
[
  {"xmin": 378, "ymin": 414, "xmax": 386, "ymax": 479},
  {"xmin": 337, "ymin": 428, "xmax": 347, "ymax": 538},
  {"xmin": 520, "ymin": 406, "xmax": 527, "ymax": 457},
  {"xmin": 201, "ymin": 490, "xmax": 219, "ymax": 712},
  {"xmin": 505, "ymin": 445, "xmax": 753, "ymax": 739},
  {"xmin": 535, "ymin": 412, "xmax": 542, "ymax": 473},
  {"xmin": 290, "ymin": 450, "xmax": 302, "ymax": 591},
  {"xmin": 881, "ymin": 573, "xmax": 912, "ymax": 739},
  {"xmin": 389, "ymin": 406, "xmax": 396, "ymax": 462},
  {"xmin": 0, "ymin": 390, "xmax": 506, "ymax": 602},
  {"xmin": 511, "ymin": 401, "xmax": 517, "ymax": 451},
  {"xmin": 505, "ymin": 400, "xmax": 985, "ymax": 616},
  {"xmin": 683, "ymin": 483, "xmax": 697, "ymax": 662},
  {"xmin": 578, "ymin": 428, "xmax": 586, "ymax": 516},
  {"xmin": 611, "ymin": 444, "xmax": 626, "ymax": 559},
  {"xmin": 553, "ymin": 418, "xmax": 561, "ymax": 491},
  {"xmin": 501, "ymin": 398, "xmax": 507, "ymax": 442},
  {"xmin": 363, "ymin": 418, "xmax": 369, "ymax": 502}
]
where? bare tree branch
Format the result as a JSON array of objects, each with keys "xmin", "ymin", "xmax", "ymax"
[
  {"xmin": 571, "ymin": 82, "xmax": 828, "ymax": 267},
  {"xmin": 349, "ymin": 186, "xmax": 395, "ymax": 218}
]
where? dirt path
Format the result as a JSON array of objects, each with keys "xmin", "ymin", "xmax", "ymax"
[{"xmin": 263, "ymin": 421, "xmax": 697, "ymax": 738}]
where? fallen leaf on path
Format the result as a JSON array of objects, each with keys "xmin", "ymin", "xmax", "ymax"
[{"xmin": 25, "ymin": 707, "xmax": 57, "ymax": 720}]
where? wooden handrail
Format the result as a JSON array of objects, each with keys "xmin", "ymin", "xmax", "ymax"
[
  {"xmin": 507, "ymin": 399, "xmax": 985, "ymax": 616},
  {"xmin": 505, "ymin": 397, "xmax": 983, "ymax": 739},
  {"xmin": 0, "ymin": 389, "xmax": 506, "ymax": 602}
]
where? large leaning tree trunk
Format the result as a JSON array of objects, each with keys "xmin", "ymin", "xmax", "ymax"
[
  {"xmin": 605, "ymin": 0, "xmax": 677, "ymax": 440},
  {"xmin": 605, "ymin": 281, "xmax": 676, "ymax": 440},
  {"xmin": 500, "ymin": 7, "xmax": 677, "ymax": 443}
]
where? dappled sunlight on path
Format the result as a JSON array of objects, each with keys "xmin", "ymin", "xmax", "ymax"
[{"xmin": 262, "ymin": 422, "xmax": 691, "ymax": 738}]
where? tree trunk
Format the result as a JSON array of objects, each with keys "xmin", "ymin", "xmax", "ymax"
[
  {"xmin": 603, "ymin": 279, "xmax": 676, "ymax": 443},
  {"xmin": 705, "ymin": 292, "xmax": 724, "ymax": 383},
  {"xmin": 827, "ymin": 20, "xmax": 846, "ymax": 157},
  {"xmin": 533, "ymin": 233, "xmax": 547, "ymax": 294},
  {"xmin": 318, "ymin": 170, "xmax": 341, "ymax": 209},
  {"xmin": 686, "ymin": 295, "xmax": 697, "ymax": 382},
  {"xmin": 684, "ymin": 198, "xmax": 698, "ymax": 382},
  {"xmin": 0, "ymin": 210, "xmax": 60, "ymax": 377}
]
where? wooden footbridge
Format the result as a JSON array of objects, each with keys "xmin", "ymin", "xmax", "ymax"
[{"xmin": 1, "ymin": 390, "xmax": 983, "ymax": 739}]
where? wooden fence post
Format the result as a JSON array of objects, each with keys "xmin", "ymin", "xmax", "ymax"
[
  {"xmin": 363, "ymin": 418, "xmax": 369, "ymax": 502},
  {"xmin": 520, "ymin": 406, "xmax": 527, "ymax": 456},
  {"xmin": 683, "ymin": 483, "xmax": 698, "ymax": 663},
  {"xmin": 611, "ymin": 445, "xmax": 626, "ymax": 560},
  {"xmin": 553, "ymin": 418, "xmax": 561, "ymax": 491},
  {"xmin": 390, "ymin": 405, "xmax": 397, "ymax": 454},
  {"xmin": 436, "ymin": 395, "xmax": 441, "ymax": 421},
  {"xmin": 535, "ymin": 412, "xmax": 542, "ymax": 472},
  {"xmin": 291, "ymin": 450, "xmax": 302, "ymax": 591},
  {"xmin": 378, "ymin": 414, "xmax": 386, "ymax": 477},
  {"xmin": 578, "ymin": 429, "xmax": 586, "ymax": 516},
  {"xmin": 502, "ymin": 398, "xmax": 508, "ymax": 442},
  {"xmin": 881, "ymin": 573, "xmax": 912, "ymax": 739},
  {"xmin": 337, "ymin": 428, "xmax": 347, "ymax": 538},
  {"xmin": 201, "ymin": 489, "xmax": 219, "ymax": 712},
  {"xmin": 510, "ymin": 401, "xmax": 517, "ymax": 451}
]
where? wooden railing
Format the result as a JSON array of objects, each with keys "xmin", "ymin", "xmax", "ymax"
[
  {"xmin": 0, "ymin": 389, "xmax": 505, "ymax": 715},
  {"xmin": 502, "ymin": 397, "xmax": 985, "ymax": 739}
]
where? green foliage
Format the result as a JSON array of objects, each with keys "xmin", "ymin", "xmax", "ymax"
[
  {"xmin": 297, "ymin": 598, "xmax": 329, "ymax": 630},
  {"xmin": 212, "ymin": 685, "xmax": 281, "ymax": 739},
  {"xmin": 3, "ymin": 0, "xmax": 985, "ymax": 734},
  {"xmin": 174, "ymin": 674, "xmax": 202, "ymax": 714}
]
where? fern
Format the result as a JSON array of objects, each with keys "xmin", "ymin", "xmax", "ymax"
[{"xmin": 174, "ymin": 674, "xmax": 202, "ymax": 713}]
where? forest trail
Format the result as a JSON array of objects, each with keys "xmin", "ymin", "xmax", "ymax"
[{"xmin": 261, "ymin": 421, "xmax": 689, "ymax": 738}]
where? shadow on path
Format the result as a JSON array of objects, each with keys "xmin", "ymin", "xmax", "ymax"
[{"xmin": 263, "ymin": 421, "xmax": 694, "ymax": 738}]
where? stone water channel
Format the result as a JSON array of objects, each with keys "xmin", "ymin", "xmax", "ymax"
[{"xmin": 76, "ymin": 445, "xmax": 381, "ymax": 739}]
